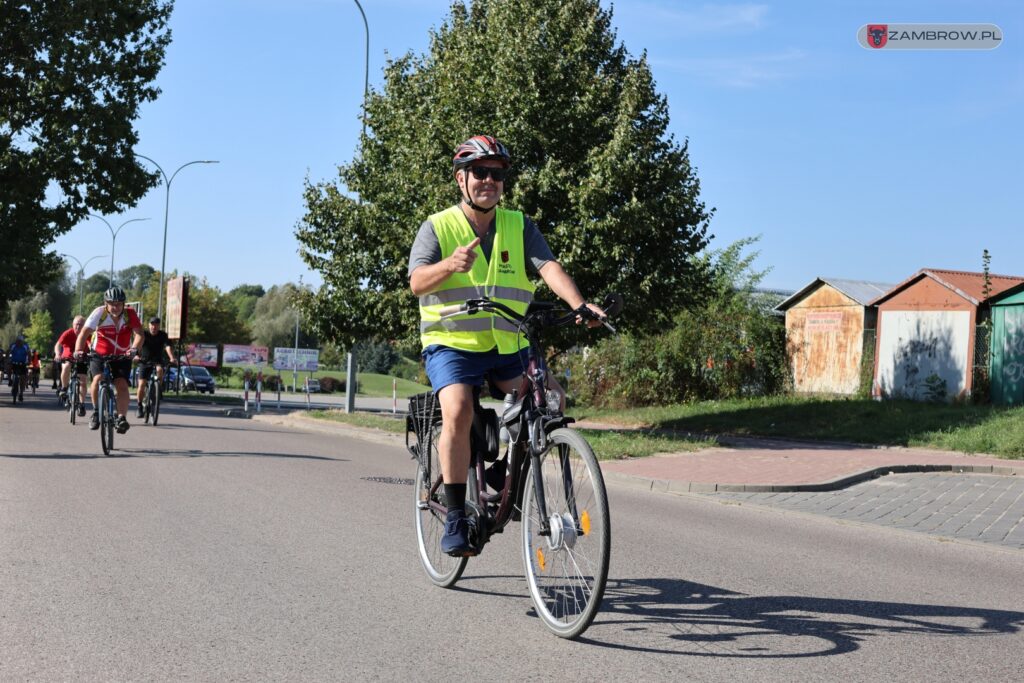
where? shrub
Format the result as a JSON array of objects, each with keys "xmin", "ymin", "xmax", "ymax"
[{"xmin": 353, "ymin": 339, "xmax": 400, "ymax": 374}]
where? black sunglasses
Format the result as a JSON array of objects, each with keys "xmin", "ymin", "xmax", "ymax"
[{"xmin": 468, "ymin": 166, "xmax": 509, "ymax": 182}]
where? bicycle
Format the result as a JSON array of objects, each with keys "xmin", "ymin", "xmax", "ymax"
[
  {"xmin": 90, "ymin": 353, "xmax": 133, "ymax": 455},
  {"xmin": 65, "ymin": 359, "xmax": 87, "ymax": 425},
  {"xmin": 408, "ymin": 293, "xmax": 623, "ymax": 639},
  {"xmin": 140, "ymin": 362, "xmax": 168, "ymax": 425},
  {"xmin": 10, "ymin": 362, "xmax": 27, "ymax": 404}
]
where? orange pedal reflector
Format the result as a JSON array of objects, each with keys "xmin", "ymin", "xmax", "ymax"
[
  {"xmin": 581, "ymin": 510, "xmax": 591, "ymax": 536},
  {"xmin": 536, "ymin": 547, "xmax": 546, "ymax": 572}
]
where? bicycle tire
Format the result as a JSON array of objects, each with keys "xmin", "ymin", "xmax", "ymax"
[
  {"xmin": 521, "ymin": 428, "xmax": 610, "ymax": 639},
  {"xmin": 99, "ymin": 386, "xmax": 112, "ymax": 456},
  {"xmin": 414, "ymin": 422, "xmax": 468, "ymax": 587},
  {"xmin": 151, "ymin": 381, "xmax": 160, "ymax": 426},
  {"xmin": 69, "ymin": 378, "xmax": 78, "ymax": 425}
]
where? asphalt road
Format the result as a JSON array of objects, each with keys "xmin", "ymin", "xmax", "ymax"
[{"xmin": 2, "ymin": 391, "xmax": 1023, "ymax": 681}]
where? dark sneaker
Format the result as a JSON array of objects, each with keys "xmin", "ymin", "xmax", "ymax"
[
  {"xmin": 89, "ymin": 412, "xmax": 100, "ymax": 430},
  {"xmin": 136, "ymin": 405, "xmax": 145, "ymax": 418},
  {"xmin": 115, "ymin": 416, "xmax": 130, "ymax": 434},
  {"xmin": 78, "ymin": 404, "xmax": 87, "ymax": 417},
  {"xmin": 441, "ymin": 510, "xmax": 474, "ymax": 557}
]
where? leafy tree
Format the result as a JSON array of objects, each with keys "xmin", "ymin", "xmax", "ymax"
[
  {"xmin": 251, "ymin": 284, "xmax": 317, "ymax": 353},
  {"xmin": 353, "ymin": 339, "xmax": 399, "ymax": 374},
  {"xmin": 116, "ymin": 263, "xmax": 157, "ymax": 294},
  {"xmin": 25, "ymin": 309, "xmax": 54, "ymax": 352},
  {"xmin": 0, "ymin": 0, "xmax": 174, "ymax": 317},
  {"xmin": 224, "ymin": 283, "xmax": 265, "ymax": 326},
  {"xmin": 296, "ymin": 0, "xmax": 713, "ymax": 350},
  {"xmin": 186, "ymin": 277, "xmax": 249, "ymax": 345}
]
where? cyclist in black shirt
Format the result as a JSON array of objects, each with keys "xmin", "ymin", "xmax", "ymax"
[{"xmin": 135, "ymin": 316, "xmax": 175, "ymax": 417}]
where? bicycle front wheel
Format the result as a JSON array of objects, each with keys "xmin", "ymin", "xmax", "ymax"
[
  {"xmin": 69, "ymin": 382, "xmax": 78, "ymax": 425},
  {"xmin": 521, "ymin": 428, "xmax": 610, "ymax": 639},
  {"xmin": 414, "ymin": 423, "xmax": 468, "ymax": 587},
  {"xmin": 99, "ymin": 387, "xmax": 113, "ymax": 456},
  {"xmin": 151, "ymin": 383, "xmax": 160, "ymax": 425}
]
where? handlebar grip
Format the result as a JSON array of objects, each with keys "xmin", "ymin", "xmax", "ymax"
[{"xmin": 438, "ymin": 304, "xmax": 466, "ymax": 316}]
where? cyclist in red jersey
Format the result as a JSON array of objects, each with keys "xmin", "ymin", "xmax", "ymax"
[
  {"xmin": 54, "ymin": 315, "xmax": 88, "ymax": 415},
  {"xmin": 74, "ymin": 287, "xmax": 143, "ymax": 433}
]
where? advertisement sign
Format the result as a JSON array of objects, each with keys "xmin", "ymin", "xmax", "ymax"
[
  {"xmin": 273, "ymin": 347, "xmax": 319, "ymax": 372},
  {"xmin": 185, "ymin": 343, "xmax": 219, "ymax": 368},
  {"xmin": 166, "ymin": 277, "xmax": 189, "ymax": 340},
  {"xmin": 222, "ymin": 344, "xmax": 269, "ymax": 368}
]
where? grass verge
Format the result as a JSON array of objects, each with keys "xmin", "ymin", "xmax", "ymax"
[{"xmin": 573, "ymin": 395, "xmax": 1024, "ymax": 459}]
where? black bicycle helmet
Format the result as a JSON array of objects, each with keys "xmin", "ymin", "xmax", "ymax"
[
  {"xmin": 104, "ymin": 286, "xmax": 126, "ymax": 302},
  {"xmin": 452, "ymin": 135, "xmax": 511, "ymax": 170}
]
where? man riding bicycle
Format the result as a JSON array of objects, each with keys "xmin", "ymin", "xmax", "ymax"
[
  {"xmin": 134, "ymin": 316, "xmax": 175, "ymax": 418},
  {"xmin": 408, "ymin": 134, "xmax": 605, "ymax": 557},
  {"xmin": 8, "ymin": 334, "xmax": 30, "ymax": 401},
  {"xmin": 55, "ymin": 315, "xmax": 88, "ymax": 416},
  {"xmin": 75, "ymin": 287, "xmax": 143, "ymax": 434}
]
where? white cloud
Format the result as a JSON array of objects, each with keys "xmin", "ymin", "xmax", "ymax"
[{"xmin": 654, "ymin": 48, "xmax": 807, "ymax": 88}]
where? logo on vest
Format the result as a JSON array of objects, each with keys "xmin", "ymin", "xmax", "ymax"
[{"xmin": 501, "ymin": 250, "xmax": 509, "ymax": 263}]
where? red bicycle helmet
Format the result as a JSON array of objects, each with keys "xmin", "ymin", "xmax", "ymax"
[{"xmin": 452, "ymin": 135, "xmax": 511, "ymax": 170}]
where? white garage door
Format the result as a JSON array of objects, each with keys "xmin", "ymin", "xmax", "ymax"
[{"xmin": 876, "ymin": 310, "xmax": 971, "ymax": 400}]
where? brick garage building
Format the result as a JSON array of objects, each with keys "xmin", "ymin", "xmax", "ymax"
[{"xmin": 870, "ymin": 269, "xmax": 1024, "ymax": 401}]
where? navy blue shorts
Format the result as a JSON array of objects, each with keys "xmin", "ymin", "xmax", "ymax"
[{"xmin": 422, "ymin": 345, "xmax": 529, "ymax": 393}]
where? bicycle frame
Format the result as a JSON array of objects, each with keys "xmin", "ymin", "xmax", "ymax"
[{"xmin": 421, "ymin": 296, "xmax": 616, "ymax": 545}]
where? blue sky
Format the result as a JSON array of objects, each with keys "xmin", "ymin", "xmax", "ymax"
[{"xmin": 52, "ymin": 0, "xmax": 1023, "ymax": 296}]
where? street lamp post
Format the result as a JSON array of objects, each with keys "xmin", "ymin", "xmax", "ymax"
[
  {"xmin": 62, "ymin": 253, "xmax": 108, "ymax": 315},
  {"xmin": 352, "ymin": 0, "xmax": 369, "ymax": 146},
  {"xmin": 87, "ymin": 214, "xmax": 150, "ymax": 286},
  {"xmin": 135, "ymin": 154, "xmax": 219, "ymax": 321}
]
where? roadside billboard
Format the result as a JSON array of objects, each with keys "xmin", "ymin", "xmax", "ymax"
[
  {"xmin": 222, "ymin": 344, "xmax": 269, "ymax": 368},
  {"xmin": 273, "ymin": 347, "xmax": 319, "ymax": 372},
  {"xmin": 185, "ymin": 343, "xmax": 219, "ymax": 368},
  {"xmin": 166, "ymin": 277, "xmax": 189, "ymax": 340}
]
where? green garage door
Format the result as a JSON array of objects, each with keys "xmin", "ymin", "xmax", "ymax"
[{"xmin": 992, "ymin": 305, "xmax": 1024, "ymax": 406}]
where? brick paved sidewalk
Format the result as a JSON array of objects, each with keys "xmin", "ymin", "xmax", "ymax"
[{"xmin": 599, "ymin": 437, "xmax": 1024, "ymax": 493}]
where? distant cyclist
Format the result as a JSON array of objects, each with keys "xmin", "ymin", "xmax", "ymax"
[
  {"xmin": 8, "ymin": 334, "xmax": 30, "ymax": 401},
  {"xmin": 135, "ymin": 316, "xmax": 175, "ymax": 418},
  {"xmin": 75, "ymin": 287, "xmax": 143, "ymax": 433},
  {"xmin": 55, "ymin": 315, "xmax": 88, "ymax": 416}
]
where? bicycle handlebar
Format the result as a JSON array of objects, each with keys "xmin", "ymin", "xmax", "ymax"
[{"xmin": 438, "ymin": 293, "xmax": 622, "ymax": 334}]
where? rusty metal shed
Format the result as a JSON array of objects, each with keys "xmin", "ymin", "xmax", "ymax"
[
  {"xmin": 775, "ymin": 278, "xmax": 894, "ymax": 395},
  {"xmin": 869, "ymin": 269, "xmax": 1024, "ymax": 401},
  {"xmin": 989, "ymin": 282, "xmax": 1024, "ymax": 406}
]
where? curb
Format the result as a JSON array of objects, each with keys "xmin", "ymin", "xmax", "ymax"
[{"xmin": 603, "ymin": 462, "xmax": 1024, "ymax": 495}]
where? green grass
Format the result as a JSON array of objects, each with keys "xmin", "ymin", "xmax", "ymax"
[
  {"xmin": 296, "ymin": 394, "xmax": 1024, "ymax": 461},
  {"xmin": 216, "ymin": 371, "xmax": 430, "ymax": 398},
  {"xmin": 307, "ymin": 409, "xmax": 405, "ymax": 433},
  {"xmin": 303, "ymin": 409, "xmax": 711, "ymax": 461},
  {"xmin": 573, "ymin": 395, "xmax": 1024, "ymax": 459}
]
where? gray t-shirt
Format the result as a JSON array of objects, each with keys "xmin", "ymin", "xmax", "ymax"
[{"xmin": 407, "ymin": 210, "xmax": 555, "ymax": 278}]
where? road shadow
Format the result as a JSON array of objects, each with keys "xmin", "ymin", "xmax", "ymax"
[
  {"xmin": 109, "ymin": 447, "xmax": 348, "ymax": 461},
  {"xmin": 574, "ymin": 577, "xmax": 1024, "ymax": 657}
]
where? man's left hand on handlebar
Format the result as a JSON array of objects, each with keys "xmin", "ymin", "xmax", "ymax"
[{"xmin": 575, "ymin": 302, "xmax": 607, "ymax": 328}]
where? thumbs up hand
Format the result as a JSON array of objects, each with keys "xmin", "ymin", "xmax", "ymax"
[{"xmin": 447, "ymin": 236, "xmax": 481, "ymax": 273}]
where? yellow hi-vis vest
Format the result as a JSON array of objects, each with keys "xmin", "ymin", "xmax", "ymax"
[{"xmin": 419, "ymin": 206, "xmax": 535, "ymax": 353}]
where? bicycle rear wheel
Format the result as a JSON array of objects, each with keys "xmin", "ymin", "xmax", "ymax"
[
  {"xmin": 414, "ymin": 423, "xmax": 468, "ymax": 587},
  {"xmin": 99, "ymin": 386, "xmax": 113, "ymax": 456},
  {"xmin": 521, "ymin": 428, "xmax": 610, "ymax": 639}
]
